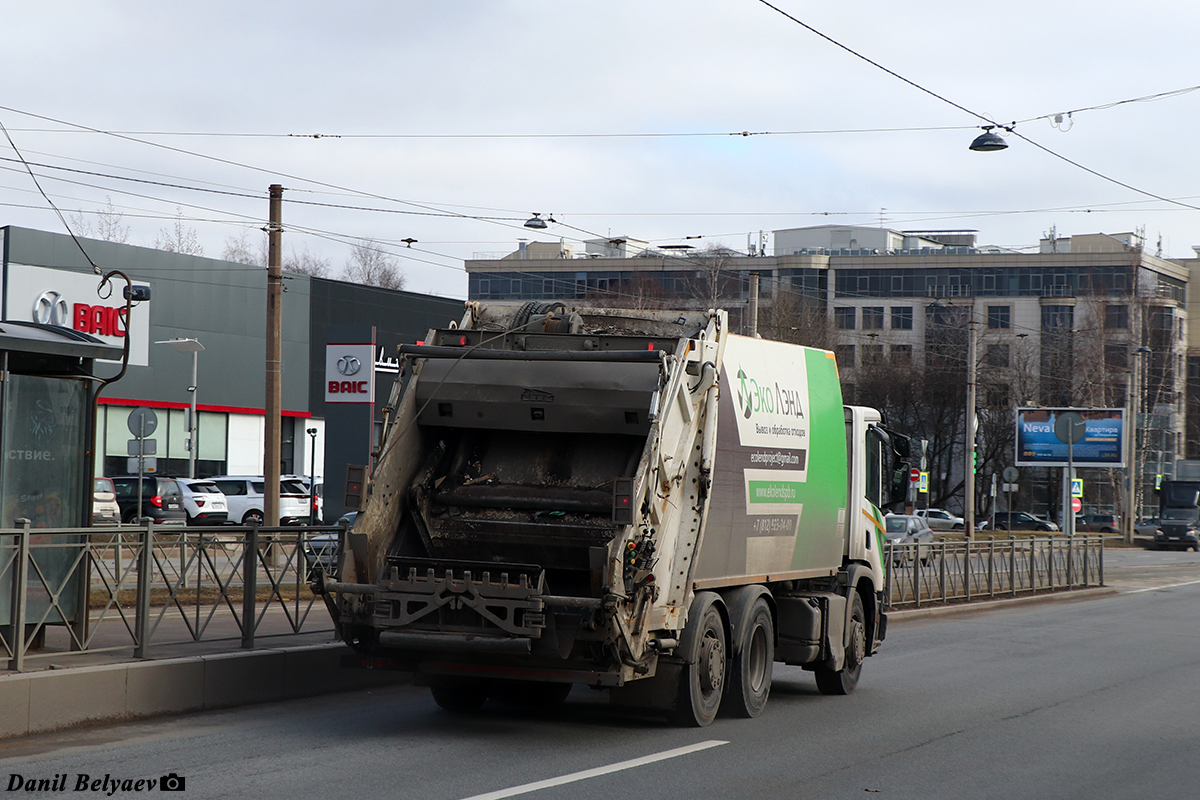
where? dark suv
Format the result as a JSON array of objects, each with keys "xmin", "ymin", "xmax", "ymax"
[{"xmin": 111, "ymin": 476, "xmax": 187, "ymax": 525}]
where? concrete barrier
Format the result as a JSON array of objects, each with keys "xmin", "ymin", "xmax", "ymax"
[{"xmin": 0, "ymin": 643, "xmax": 409, "ymax": 740}]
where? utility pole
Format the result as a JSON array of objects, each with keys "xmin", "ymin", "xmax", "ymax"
[{"xmin": 264, "ymin": 184, "xmax": 283, "ymax": 526}]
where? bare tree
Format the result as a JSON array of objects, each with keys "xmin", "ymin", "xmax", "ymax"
[
  {"xmin": 343, "ymin": 238, "xmax": 406, "ymax": 290},
  {"xmin": 221, "ymin": 229, "xmax": 266, "ymax": 265},
  {"xmin": 285, "ymin": 246, "xmax": 331, "ymax": 278},
  {"xmin": 68, "ymin": 197, "xmax": 130, "ymax": 243},
  {"xmin": 154, "ymin": 208, "xmax": 204, "ymax": 256},
  {"xmin": 758, "ymin": 279, "xmax": 831, "ymax": 350}
]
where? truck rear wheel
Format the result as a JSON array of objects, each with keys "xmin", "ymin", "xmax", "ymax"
[
  {"xmin": 667, "ymin": 592, "xmax": 727, "ymax": 727},
  {"xmin": 430, "ymin": 684, "xmax": 488, "ymax": 712},
  {"xmin": 721, "ymin": 595, "xmax": 773, "ymax": 718},
  {"xmin": 814, "ymin": 591, "xmax": 865, "ymax": 696},
  {"xmin": 489, "ymin": 681, "xmax": 572, "ymax": 707}
]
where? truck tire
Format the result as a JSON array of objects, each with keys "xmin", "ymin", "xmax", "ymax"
[
  {"xmin": 667, "ymin": 592, "xmax": 727, "ymax": 727},
  {"xmin": 489, "ymin": 681, "xmax": 572, "ymax": 708},
  {"xmin": 721, "ymin": 594, "xmax": 773, "ymax": 718},
  {"xmin": 430, "ymin": 684, "xmax": 488, "ymax": 712},
  {"xmin": 814, "ymin": 591, "xmax": 865, "ymax": 696}
]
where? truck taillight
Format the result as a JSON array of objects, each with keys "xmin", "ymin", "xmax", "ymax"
[{"xmin": 151, "ymin": 495, "xmax": 163, "ymax": 508}]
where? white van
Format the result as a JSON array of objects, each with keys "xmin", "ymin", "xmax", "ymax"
[{"xmin": 209, "ymin": 476, "xmax": 311, "ymax": 525}]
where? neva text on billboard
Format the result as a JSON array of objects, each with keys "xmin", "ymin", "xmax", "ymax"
[
  {"xmin": 1014, "ymin": 407, "xmax": 1126, "ymax": 467},
  {"xmin": 325, "ymin": 343, "xmax": 375, "ymax": 403}
]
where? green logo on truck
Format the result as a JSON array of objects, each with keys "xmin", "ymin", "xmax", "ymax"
[{"xmin": 735, "ymin": 367, "xmax": 807, "ymax": 422}]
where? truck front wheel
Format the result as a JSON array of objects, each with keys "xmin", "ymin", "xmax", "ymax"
[
  {"xmin": 667, "ymin": 592, "xmax": 727, "ymax": 727},
  {"xmin": 814, "ymin": 592, "xmax": 865, "ymax": 696}
]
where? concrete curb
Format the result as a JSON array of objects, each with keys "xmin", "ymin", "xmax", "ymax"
[
  {"xmin": 0, "ymin": 643, "xmax": 409, "ymax": 741},
  {"xmin": 888, "ymin": 586, "xmax": 1117, "ymax": 621}
]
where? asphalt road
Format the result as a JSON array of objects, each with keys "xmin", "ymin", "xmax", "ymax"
[{"xmin": 2, "ymin": 551, "xmax": 1199, "ymax": 799}]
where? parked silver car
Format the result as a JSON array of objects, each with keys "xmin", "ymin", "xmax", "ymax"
[
  {"xmin": 915, "ymin": 507, "xmax": 964, "ymax": 531},
  {"xmin": 885, "ymin": 514, "xmax": 935, "ymax": 565}
]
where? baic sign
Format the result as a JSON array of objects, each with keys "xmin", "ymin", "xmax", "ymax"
[
  {"xmin": 325, "ymin": 342, "xmax": 375, "ymax": 403},
  {"xmin": 7, "ymin": 264, "xmax": 151, "ymax": 365}
]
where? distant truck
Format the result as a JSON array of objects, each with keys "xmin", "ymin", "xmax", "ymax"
[
  {"xmin": 1155, "ymin": 480, "xmax": 1200, "ymax": 550},
  {"xmin": 314, "ymin": 303, "xmax": 909, "ymax": 725}
]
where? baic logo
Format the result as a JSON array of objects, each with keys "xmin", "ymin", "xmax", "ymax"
[
  {"xmin": 32, "ymin": 290, "xmax": 127, "ymax": 337},
  {"xmin": 32, "ymin": 291, "xmax": 69, "ymax": 327},
  {"xmin": 336, "ymin": 356, "xmax": 362, "ymax": 376}
]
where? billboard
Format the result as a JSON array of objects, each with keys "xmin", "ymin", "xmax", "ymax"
[{"xmin": 1015, "ymin": 407, "xmax": 1125, "ymax": 467}]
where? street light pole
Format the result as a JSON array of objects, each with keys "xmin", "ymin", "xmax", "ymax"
[
  {"xmin": 155, "ymin": 337, "xmax": 205, "ymax": 478},
  {"xmin": 307, "ymin": 427, "xmax": 318, "ymax": 525}
]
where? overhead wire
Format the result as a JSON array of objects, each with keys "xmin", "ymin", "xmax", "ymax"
[{"xmin": 751, "ymin": 0, "xmax": 1200, "ymax": 215}]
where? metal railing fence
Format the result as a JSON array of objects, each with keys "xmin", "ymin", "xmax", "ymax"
[
  {"xmin": 885, "ymin": 535, "xmax": 1104, "ymax": 609},
  {"xmin": 1, "ymin": 520, "xmax": 345, "ymax": 671}
]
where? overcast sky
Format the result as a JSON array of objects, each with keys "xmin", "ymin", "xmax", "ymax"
[{"xmin": 3, "ymin": 1, "xmax": 1199, "ymax": 297}]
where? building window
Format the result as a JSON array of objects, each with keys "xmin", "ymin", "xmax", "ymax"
[
  {"xmin": 891, "ymin": 344, "xmax": 912, "ymax": 364},
  {"xmin": 891, "ymin": 306, "xmax": 913, "ymax": 330},
  {"xmin": 835, "ymin": 307, "xmax": 856, "ymax": 330},
  {"xmin": 987, "ymin": 305, "xmax": 1011, "ymax": 329},
  {"xmin": 835, "ymin": 344, "xmax": 856, "ymax": 368},
  {"xmin": 986, "ymin": 386, "xmax": 1011, "ymax": 407},
  {"xmin": 862, "ymin": 307, "xmax": 884, "ymax": 330},
  {"xmin": 862, "ymin": 345, "xmax": 883, "ymax": 365},
  {"xmin": 1105, "ymin": 305, "xmax": 1128, "ymax": 329},
  {"xmin": 1105, "ymin": 345, "xmax": 1128, "ymax": 370},
  {"xmin": 986, "ymin": 344, "xmax": 1010, "ymax": 368}
]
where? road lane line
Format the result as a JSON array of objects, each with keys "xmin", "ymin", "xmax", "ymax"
[
  {"xmin": 1124, "ymin": 579, "xmax": 1200, "ymax": 594},
  {"xmin": 459, "ymin": 740, "xmax": 728, "ymax": 800}
]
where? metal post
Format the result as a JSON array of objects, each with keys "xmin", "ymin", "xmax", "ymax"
[
  {"xmin": 1009, "ymin": 535, "xmax": 1017, "ymax": 596},
  {"xmin": 189, "ymin": 349, "xmax": 198, "ymax": 479},
  {"xmin": 242, "ymin": 524, "xmax": 259, "ymax": 649},
  {"xmin": 307, "ymin": 428, "xmax": 318, "ymax": 526},
  {"xmin": 136, "ymin": 415, "xmax": 145, "ymax": 521},
  {"xmin": 9, "ymin": 520, "xmax": 31, "ymax": 671},
  {"xmin": 264, "ymin": 184, "xmax": 284, "ymax": 526},
  {"xmin": 134, "ymin": 520, "xmax": 153, "ymax": 659},
  {"xmin": 747, "ymin": 273, "xmax": 759, "ymax": 337}
]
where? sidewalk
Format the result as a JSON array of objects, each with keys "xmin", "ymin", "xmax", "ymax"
[{"xmin": 0, "ymin": 605, "xmax": 410, "ymax": 741}]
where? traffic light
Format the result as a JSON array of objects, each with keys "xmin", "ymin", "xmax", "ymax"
[
  {"xmin": 972, "ymin": 451, "xmax": 978, "ymax": 475},
  {"xmin": 344, "ymin": 464, "xmax": 367, "ymax": 511}
]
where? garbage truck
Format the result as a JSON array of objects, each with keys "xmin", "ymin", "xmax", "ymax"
[{"xmin": 313, "ymin": 302, "xmax": 910, "ymax": 725}]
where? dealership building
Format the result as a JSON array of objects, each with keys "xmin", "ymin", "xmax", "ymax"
[{"xmin": 0, "ymin": 226, "xmax": 463, "ymax": 523}]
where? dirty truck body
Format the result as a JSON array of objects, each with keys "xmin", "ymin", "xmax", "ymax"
[{"xmin": 317, "ymin": 303, "xmax": 902, "ymax": 724}]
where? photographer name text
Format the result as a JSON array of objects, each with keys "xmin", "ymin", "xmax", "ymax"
[{"xmin": 6, "ymin": 773, "xmax": 185, "ymax": 795}]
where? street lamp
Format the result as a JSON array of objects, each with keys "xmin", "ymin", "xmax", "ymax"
[
  {"xmin": 155, "ymin": 338, "xmax": 205, "ymax": 478},
  {"xmin": 307, "ymin": 427, "xmax": 319, "ymax": 525}
]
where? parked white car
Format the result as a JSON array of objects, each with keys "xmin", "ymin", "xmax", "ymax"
[
  {"xmin": 92, "ymin": 477, "xmax": 121, "ymax": 526},
  {"xmin": 209, "ymin": 476, "xmax": 311, "ymax": 525},
  {"xmin": 178, "ymin": 479, "xmax": 229, "ymax": 526}
]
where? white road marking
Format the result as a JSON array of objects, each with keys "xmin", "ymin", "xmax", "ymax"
[
  {"xmin": 459, "ymin": 740, "xmax": 729, "ymax": 800},
  {"xmin": 1124, "ymin": 579, "xmax": 1200, "ymax": 594}
]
